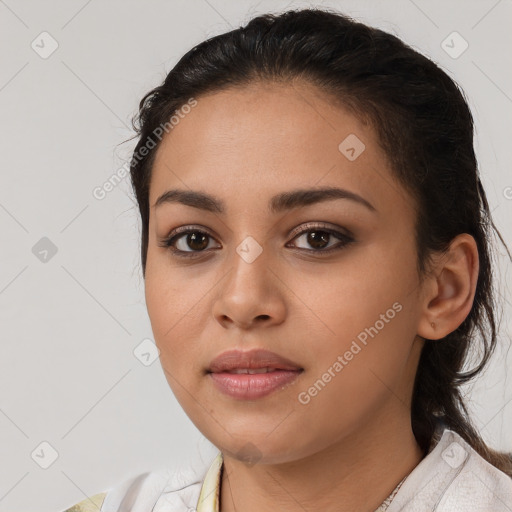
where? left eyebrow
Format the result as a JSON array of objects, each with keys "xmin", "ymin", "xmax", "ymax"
[{"xmin": 153, "ymin": 186, "xmax": 377, "ymax": 214}]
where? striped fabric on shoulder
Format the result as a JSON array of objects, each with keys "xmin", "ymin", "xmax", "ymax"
[
  {"xmin": 61, "ymin": 454, "xmax": 219, "ymax": 512},
  {"xmin": 61, "ymin": 492, "xmax": 107, "ymax": 512}
]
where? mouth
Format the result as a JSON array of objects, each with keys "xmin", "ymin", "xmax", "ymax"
[
  {"xmin": 207, "ymin": 348, "xmax": 302, "ymax": 373},
  {"xmin": 207, "ymin": 349, "xmax": 303, "ymax": 400},
  {"xmin": 220, "ymin": 367, "xmax": 281, "ymax": 374}
]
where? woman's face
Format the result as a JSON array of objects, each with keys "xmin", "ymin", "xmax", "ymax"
[{"xmin": 144, "ymin": 81, "xmax": 426, "ymax": 464}]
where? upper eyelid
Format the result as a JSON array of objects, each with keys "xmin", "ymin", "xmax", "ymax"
[{"xmin": 288, "ymin": 221, "xmax": 353, "ymax": 239}]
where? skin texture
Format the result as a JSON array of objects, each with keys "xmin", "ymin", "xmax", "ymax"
[{"xmin": 144, "ymin": 80, "xmax": 479, "ymax": 512}]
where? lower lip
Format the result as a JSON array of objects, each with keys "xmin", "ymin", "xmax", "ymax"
[{"xmin": 209, "ymin": 370, "xmax": 302, "ymax": 399}]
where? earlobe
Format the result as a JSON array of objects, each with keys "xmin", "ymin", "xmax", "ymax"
[{"xmin": 417, "ymin": 234, "xmax": 479, "ymax": 341}]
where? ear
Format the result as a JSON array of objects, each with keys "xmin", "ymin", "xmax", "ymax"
[{"xmin": 417, "ymin": 233, "xmax": 479, "ymax": 341}]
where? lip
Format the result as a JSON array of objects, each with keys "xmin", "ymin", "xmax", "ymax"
[
  {"xmin": 207, "ymin": 349, "xmax": 303, "ymax": 400},
  {"xmin": 207, "ymin": 348, "xmax": 302, "ymax": 373}
]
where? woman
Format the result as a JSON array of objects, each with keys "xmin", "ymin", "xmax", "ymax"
[{"xmin": 63, "ymin": 7, "xmax": 512, "ymax": 512}]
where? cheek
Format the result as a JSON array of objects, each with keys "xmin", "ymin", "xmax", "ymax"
[
  {"xmin": 293, "ymin": 248, "xmax": 408, "ymax": 342},
  {"xmin": 292, "ymin": 245, "xmax": 418, "ymax": 386},
  {"xmin": 145, "ymin": 249, "xmax": 198, "ymax": 335},
  {"xmin": 144, "ymin": 273, "xmax": 204, "ymax": 411},
  {"xmin": 293, "ymin": 302, "xmax": 415, "ymax": 443},
  {"xmin": 144, "ymin": 262, "xmax": 216, "ymax": 379},
  {"xmin": 144, "ymin": 267, "xmax": 193, "ymax": 366}
]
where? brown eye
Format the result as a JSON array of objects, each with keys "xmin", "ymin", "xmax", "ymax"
[
  {"xmin": 160, "ymin": 229, "xmax": 218, "ymax": 256},
  {"xmin": 288, "ymin": 225, "xmax": 354, "ymax": 254},
  {"xmin": 303, "ymin": 230, "xmax": 331, "ymax": 249},
  {"xmin": 182, "ymin": 231, "xmax": 210, "ymax": 251}
]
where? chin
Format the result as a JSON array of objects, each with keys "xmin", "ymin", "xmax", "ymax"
[{"xmin": 201, "ymin": 426, "xmax": 314, "ymax": 466}]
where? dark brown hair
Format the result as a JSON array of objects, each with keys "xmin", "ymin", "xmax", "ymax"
[{"xmin": 127, "ymin": 7, "xmax": 512, "ymax": 476}]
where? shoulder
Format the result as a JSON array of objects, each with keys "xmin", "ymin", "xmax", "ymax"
[
  {"xmin": 388, "ymin": 427, "xmax": 512, "ymax": 511},
  {"xmin": 61, "ymin": 492, "xmax": 107, "ymax": 512},
  {"xmin": 436, "ymin": 429, "xmax": 512, "ymax": 511},
  {"xmin": 61, "ymin": 455, "xmax": 214, "ymax": 512}
]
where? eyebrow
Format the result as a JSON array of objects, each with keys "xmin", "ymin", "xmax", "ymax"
[{"xmin": 153, "ymin": 186, "xmax": 377, "ymax": 214}]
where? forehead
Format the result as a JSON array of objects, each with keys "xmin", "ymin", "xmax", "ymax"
[{"xmin": 149, "ymin": 82, "xmax": 405, "ymax": 216}]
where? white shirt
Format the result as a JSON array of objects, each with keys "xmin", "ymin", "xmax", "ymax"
[{"xmin": 85, "ymin": 426, "xmax": 512, "ymax": 512}]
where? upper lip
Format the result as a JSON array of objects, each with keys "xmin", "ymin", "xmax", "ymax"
[{"xmin": 207, "ymin": 349, "xmax": 303, "ymax": 373}]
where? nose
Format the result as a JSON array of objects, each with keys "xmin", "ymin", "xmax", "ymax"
[{"xmin": 211, "ymin": 247, "xmax": 286, "ymax": 330}]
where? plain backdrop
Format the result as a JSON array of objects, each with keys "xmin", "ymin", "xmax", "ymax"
[{"xmin": 0, "ymin": 0, "xmax": 511, "ymax": 510}]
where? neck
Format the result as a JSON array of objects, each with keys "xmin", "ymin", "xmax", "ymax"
[{"xmin": 219, "ymin": 411, "xmax": 426, "ymax": 512}]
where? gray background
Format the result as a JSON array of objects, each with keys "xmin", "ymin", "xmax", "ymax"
[{"xmin": 0, "ymin": 0, "xmax": 511, "ymax": 510}]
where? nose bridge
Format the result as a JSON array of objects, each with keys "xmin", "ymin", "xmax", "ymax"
[
  {"xmin": 226, "ymin": 234, "xmax": 270, "ymax": 294},
  {"xmin": 212, "ymin": 234, "xmax": 285, "ymax": 327}
]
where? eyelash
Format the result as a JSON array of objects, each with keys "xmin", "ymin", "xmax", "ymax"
[{"xmin": 158, "ymin": 223, "xmax": 355, "ymax": 260}]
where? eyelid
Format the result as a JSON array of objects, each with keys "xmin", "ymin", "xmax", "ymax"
[
  {"xmin": 157, "ymin": 225, "xmax": 221, "ymax": 257},
  {"xmin": 287, "ymin": 221, "xmax": 354, "ymax": 240}
]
